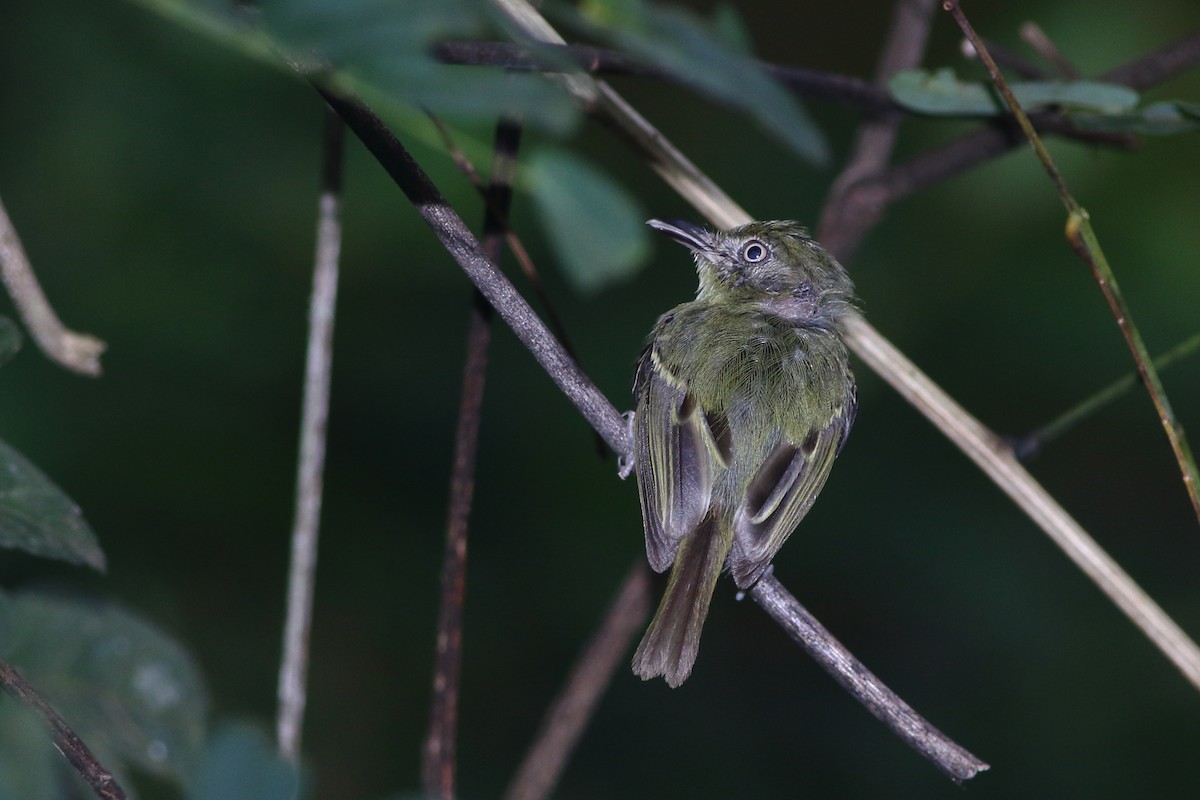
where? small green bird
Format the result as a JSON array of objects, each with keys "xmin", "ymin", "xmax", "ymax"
[{"xmin": 631, "ymin": 218, "xmax": 857, "ymax": 687}]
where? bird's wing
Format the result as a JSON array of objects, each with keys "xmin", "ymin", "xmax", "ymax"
[
  {"xmin": 633, "ymin": 347, "xmax": 724, "ymax": 573},
  {"xmin": 728, "ymin": 386, "xmax": 856, "ymax": 588}
]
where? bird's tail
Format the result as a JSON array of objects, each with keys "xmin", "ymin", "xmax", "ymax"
[{"xmin": 632, "ymin": 512, "xmax": 732, "ymax": 687}]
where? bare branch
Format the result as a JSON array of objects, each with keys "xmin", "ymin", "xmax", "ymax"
[
  {"xmin": 0, "ymin": 657, "xmax": 127, "ymax": 800},
  {"xmin": 0, "ymin": 195, "xmax": 106, "ymax": 376},
  {"xmin": 318, "ymin": 85, "xmax": 988, "ymax": 779},
  {"xmin": 422, "ymin": 117, "xmax": 522, "ymax": 800},
  {"xmin": 751, "ymin": 577, "xmax": 988, "ymax": 782},
  {"xmin": 276, "ymin": 109, "xmax": 345, "ymax": 763},
  {"xmin": 504, "ymin": 562, "xmax": 653, "ymax": 800}
]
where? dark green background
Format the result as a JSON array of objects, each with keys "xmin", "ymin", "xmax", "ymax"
[{"xmin": 2, "ymin": 1, "xmax": 1200, "ymax": 798}]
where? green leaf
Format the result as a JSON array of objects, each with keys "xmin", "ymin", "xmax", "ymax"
[
  {"xmin": 566, "ymin": 3, "xmax": 829, "ymax": 165},
  {"xmin": 0, "ymin": 437, "xmax": 104, "ymax": 569},
  {"xmin": 525, "ymin": 147, "xmax": 650, "ymax": 294},
  {"xmin": 0, "ymin": 592, "xmax": 209, "ymax": 794},
  {"xmin": 260, "ymin": 0, "xmax": 579, "ymax": 133},
  {"xmin": 1071, "ymin": 100, "xmax": 1200, "ymax": 135},
  {"xmin": 890, "ymin": 68, "xmax": 1139, "ymax": 116},
  {"xmin": 0, "ymin": 317, "xmax": 22, "ymax": 369},
  {"xmin": 188, "ymin": 723, "xmax": 302, "ymax": 800}
]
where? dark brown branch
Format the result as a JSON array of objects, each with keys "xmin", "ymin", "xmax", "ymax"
[
  {"xmin": 504, "ymin": 562, "xmax": 653, "ymax": 800},
  {"xmin": 750, "ymin": 578, "xmax": 988, "ymax": 782},
  {"xmin": 0, "ymin": 658, "xmax": 127, "ymax": 800},
  {"xmin": 319, "ymin": 85, "xmax": 987, "ymax": 780},
  {"xmin": 422, "ymin": 118, "xmax": 522, "ymax": 799},
  {"xmin": 432, "ymin": 41, "xmax": 896, "ymax": 113}
]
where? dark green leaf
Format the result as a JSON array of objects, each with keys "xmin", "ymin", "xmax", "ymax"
[
  {"xmin": 188, "ymin": 723, "xmax": 302, "ymax": 800},
  {"xmin": 0, "ymin": 592, "xmax": 209, "ymax": 795},
  {"xmin": 261, "ymin": 0, "xmax": 579, "ymax": 132},
  {"xmin": 526, "ymin": 147, "xmax": 650, "ymax": 294},
  {"xmin": 890, "ymin": 68, "xmax": 1139, "ymax": 116},
  {"xmin": 0, "ymin": 438, "xmax": 104, "ymax": 569},
  {"xmin": 0, "ymin": 317, "xmax": 22, "ymax": 369},
  {"xmin": 571, "ymin": 2, "xmax": 829, "ymax": 164}
]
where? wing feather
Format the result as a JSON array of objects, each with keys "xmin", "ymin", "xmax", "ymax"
[
  {"xmin": 728, "ymin": 394, "xmax": 855, "ymax": 588},
  {"xmin": 634, "ymin": 348, "xmax": 716, "ymax": 573}
]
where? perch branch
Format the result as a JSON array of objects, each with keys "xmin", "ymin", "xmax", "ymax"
[
  {"xmin": 318, "ymin": 85, "xmax": 987, "ymax": 779},
  {"xmin": 276, "ymin": 108, "xmax": 345, "ymax": 763},
  {"xmin": 751, "ymin": 577, "xmax": 987, "ymax": 782},
  {"xmin": 0, "ymin": 657, "xmax": 126, "ymax": 800},
  {"xmin": 0, "ymin": 195, "xmax": 106, "ymax": 376}
]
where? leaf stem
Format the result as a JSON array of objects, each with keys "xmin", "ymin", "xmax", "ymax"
[{"xmin": 944, "ymin": 0, "xmax": 1200, "ymax": 527}]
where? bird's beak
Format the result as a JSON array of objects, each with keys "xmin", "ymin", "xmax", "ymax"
[{"xmin": 647, "ymin": 218, "xmax": 713, "ymax": 252}]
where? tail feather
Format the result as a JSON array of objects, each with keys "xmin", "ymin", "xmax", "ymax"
[{"xmin": 632, "ymin": 513, "xmax": 732, "ymax": 687}]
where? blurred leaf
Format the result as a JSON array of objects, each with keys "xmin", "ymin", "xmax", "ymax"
[
  {"xmin": 260, "ymin": 0, "xmax": 579, "ymax": 132},
  {"xmin": 567, "ymin": 2, "xmax": 829, "ymax": 165},
  {"xmin": 525, "ymin": 147, "xmax": 650, "ymax": 294},
  {"xmin": 0, "ymin": 438, "xmax": 104, "ymax": 569},
  {"xmin": 187, "ymin": 722, "xmax": 301, "ymax": 800},
  {"xmin": 0, "ymin": 592, "xmax": 209, "ymax": 795},
  {"xmin": 0, "ymin": 317, "xmax": 22, "ymax": 369},
  {"xmin": 130, "ymin": 0, "xmax": 580, "ymax": 133},
  {"xmin": 1071, "ymin": 100, "xmax": 1200, "ymax": 135},
  {"xmin": 890, "ymin": 68, "xmax": 1139, "ymax": 116}
]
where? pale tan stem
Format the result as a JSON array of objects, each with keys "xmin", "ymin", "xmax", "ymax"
[{"xmin": 0, "ymin": 195, "xmax": 105, "ymax": 376}]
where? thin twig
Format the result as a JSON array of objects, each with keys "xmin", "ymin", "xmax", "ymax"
[
  {"xmin": 1019, "ymin": 21, "xmax": 1082, "ymax": 79},
  {"xmin": 488, "ymin": 0, "xmax": 1200, "ymax": 695},
  {"xmin": 421, "ymin": 117, "xmax": 522, "ymax": 800},
  {"xmin": 276, "ymin": 109, "xmax": 345, "ymax": 763},
  {"xmin": 1011, "ymin": 332, "xmax": 1200, "ymax": 461},
  {"xmin": 432, "ymin": 40, "xmax": 898, "ymax": 113},
  {"xmin": 0, "ymin": 195, "xmax": 106, "ymax": 376},
  {"xmin": 315, "ymin": 77, "xmax": 985, "ymax": 783},
  {"xmin": 944, "ymin": 0, "xmax": 1200, "ymax": 528},
  {"xmin": 504, "ymin": 562, "xmax": 654, "ymax": 800},
  {"xmin": 0, "ymin": 657, "xmax": 127, "ymax": 800},
  {"xmin": 751, "ymin": 577, "xmax": 988, "ymax": 782}
]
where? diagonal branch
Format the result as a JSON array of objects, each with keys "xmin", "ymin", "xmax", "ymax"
[
  {"xmin": 0, "ymin": 657, "xmax": 126, "ymax": 800},
  {"xmin": 318, "ymin": 86, "xmax": 987, "ymax": 780}
]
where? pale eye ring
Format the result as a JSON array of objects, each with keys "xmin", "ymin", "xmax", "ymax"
[{"xmin": 741, "ymin": 240, "xmax": 767, "ymax": 263}]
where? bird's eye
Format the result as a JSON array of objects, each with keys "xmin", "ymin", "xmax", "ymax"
[{"xmin": 741, "ymin": 241, "xmax": 767, "ymax": 263}]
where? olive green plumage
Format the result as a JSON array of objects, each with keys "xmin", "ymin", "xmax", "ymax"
[{"xmin": 632, "ymin": 219, "xmax": 857, "ymax": 687}]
